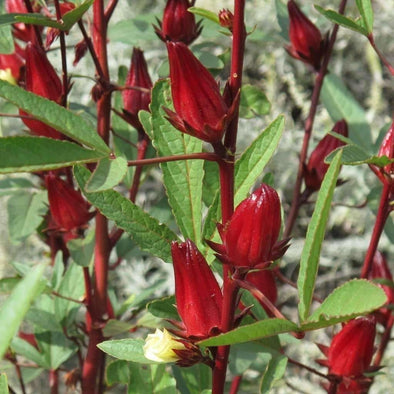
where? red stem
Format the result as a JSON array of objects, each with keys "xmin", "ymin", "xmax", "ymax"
[
  {"xmin": 373, "ymin": 313, "xmax": 394, "ymax": 366},
  {"xmin": 22, "ymin": 0, "xmax": 43, "ymax": 47},
  {"xmin": 229, "ymin": 375, "xmax": 242, "ymax": 394},
  {"xmin": 127, "ymin": 152, "xmax": 220, "ymax": 167},
  {"xmin": 49, "ymin": 369, "xmax": 58, "ymax": 394},
  {"xmin": 368, "ymin": 34, "xmax": 394, "ymax": 76},
  {"xmin": 212, "ymin": 1, "xmax": 246, "ymax": 392},
  {"xmin": 283, "ymin": 0, "xmax": 348, "ymax": 239},
  {"xmin": 360, "ymin": 182, "xmax": 391, "ymax": 278}
]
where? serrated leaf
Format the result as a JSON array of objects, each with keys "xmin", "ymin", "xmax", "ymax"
[
  {"xmin": 260, "ymin": 354, "xmax": 288, "ymax": 393},
  {"xmin": 0, "ymin": 81, "xmax": 110, "ymax": 153},
  {"xmin": 314, "ymin": 5, "xmax": 368, "ymax": 36},
  {"xmin": 0, "ymin": 263, "xmax": 46, "ymax": 359},
  {"xmin": 199, "ymin": 318, "xmax": 299, "ymax": 347},
  {"xmin": 355, "ymin": 0, "xmax": 374, "ymax": 34},
  {"xmin": 7, "ymin": 190, "xmax": 47, "ymax": 243},
  {"xmin": 297, "ymin": 151, "xmax": 342, "ymax": 322},
  {"xmin": 150, "ymin": 79, "xmax": 203, "ymax": 245},
  {"xmin": 0, "ymin": 373, "xmax": 9, "ymax": 394},
  {"xmin": 321, "ymin": 74, "xmax": 372, "ymax": 151},
  {"xmin": 235, "ymin": 116, "xmax": 284, "ymax": 205},
  {"xmin": 98, "ymin": 339, "xmax": 155, "ymax": 363},
  {"xmin": 67, "ymin": 229, "xmax": 95, "ymax": 267},
  {"xmin": 128, "ymin": 363, "xmax": 177, "ymax": 394},
  {"xmin": 74, "ymin": 165, "xmax": 178, "ymax": 262},
  {"xmin": 0, "ymin": 136, "xmax": 106, "ymax": 173},
  {"xmin": 304, "ymin": 279, "xmax": 387, "ymax": 325},
  {"xmin": 61, "ymin": 0, "xmax": 94, "ymax": 31},
  {"xmin": 325, "ymin": 144, "xmax": 393, "ymax": 166},
  {"xmin": 0, "ymin": 24, "xmax": 13, "ymax": 54},
  {"xmin": 188, "ymin": 7, "xmax": 219, "ymax": 24},
  {"xmin": 85, "ymin": 156, "xmax": 128, "ymax": 192},
  {"xmin": 239, "ymin": 84, "xmax": 271, "ymax": 119},
  {"xmin": 147, "ymin": 296, "xmax": 179, "ymax": 321},
  {"xmin": 106, "ymin": 360, "xmax": 130, "ymax": 385},
  {"xmin": 2, "ymin": 13, "xmax": 63, "ymax": 29}
]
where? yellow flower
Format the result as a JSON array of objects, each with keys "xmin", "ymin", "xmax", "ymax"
[
  {"xmin": 0, "ymin": 68, "xmax": 17, "ymax": 85},
  {"xmin": 143, "ymin": 328, "xmax": 186, "ymax": 363}
]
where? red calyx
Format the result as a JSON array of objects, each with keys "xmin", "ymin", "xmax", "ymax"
[
  {"xmin": 304, "ymin": 119, "xmax": 348, "ymax": 191},
  {"xmin": 165, "ymin": 41, "xmax": 237, "ymax": 144},
  {"xmin": 287, "ymin": 0, "xmax": 326, "ymax": 70},
  {"xmin": 154, "ymin": 0, "xmax": 202, "ymax": 45},
  {"xmin": 171, "ymin": 239, "xmax": 223, "ymax": 339}
]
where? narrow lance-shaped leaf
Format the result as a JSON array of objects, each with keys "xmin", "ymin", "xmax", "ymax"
[
  {"xmin": 150, "ymin": 79, "xmax": 204, "ymax": 245},
  {"xmin": 74, "ymin": 165, "xmax": 178, "ymax": 262},
  {"xmin": 0, "ymin": 136, "xmax": 106, "ymax": 174},
  {"xmin": 297, "ymin": 150, "xmax": 343, "ymax": 322},
  {"xmin": 0, "ymin": 263, "xmax": 47, "ymax": 359},
  {"xmin": 355, "ymin": 0, "xmax": 374, "ymax": 34},
  {"xmin": 0, "ymin": 80, "xmax": 110, "ymax": 153}
]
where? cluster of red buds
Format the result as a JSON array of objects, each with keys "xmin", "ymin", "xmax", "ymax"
[
  {"xmin": 304, "ymin": 119, "xmax": 348, "ymax": 192},
  {"xmin": 318, "ymin": 316, "xmax": 377, "ymax": 393},
  {"xmin": 287, "ymin": 0, "xmax": 328, "ymax": 70},
  {"xmin": 154, "ymin": 0, "xmax": 202, "ymax": 45}
]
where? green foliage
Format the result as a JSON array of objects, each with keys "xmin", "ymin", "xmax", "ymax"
[
  {"xmin": 0, "ymin": 137, "xmax": 105, "ymax": 174},
  {"xmin": 0, "ymin": 263, "xmax": 46, "ymax": 359},
  {"xmin": 74, "ymin": 164, "xmax": 178, "ymax": 262},
  {"xmin": 239, "ymin": 84, "xmax": 271, "ymax": 119},
  {"xmin": 149, "ymin": 79, "xmax": 204, "ymax": 246},
  {"xmin": 0, "ymin": 373, "xmax": 9, "ymax": 394},
  {"xmin": 171, "ymin": 364, "xmax": 212, "ymax": 394},
  {"xmin": 297, "ymin": 151, "xmax": 342, "ymax": 322},
  {"xmin": 0, "ymin": 24, "xmax": 13, "ymax": 54},
  {"xmin": 260, "ymin": 354, "xmax": 288, "ymax": 393},
  {"xmin": 98, "ymin": 339, "xmax": 154, "ymax": 363}
]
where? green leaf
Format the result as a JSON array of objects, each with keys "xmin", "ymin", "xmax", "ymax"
[
  {"xmin": 0, "ymin": 263, "xmax": 46, "ymax": 359},
  {"xmin": 8, "ymin": 13, "xmax": 63, "ymax": 29},
  {"xmin": 355, "ymin": 0, "xmax": 374, "ymax": 34},
  {"xmin": 229, "ymin": 343, "xmax": 260, "ymax": 375},
  {"xmin": 297, "ymin": 151, "xmax": 343, "ymax": 322},
  {"xmin": 314, "ymin": 5, "xmax": 368, "ymax": 36},
  {"xmin": 0, "ymin": 81, "xmax": 110, "ymax": 153},
  {"xmin": 0, "ymin": 373, "xmax": 9, "ymax": 394},
  {"xmin": 26, "ymin": 307, "xmax": 62, "ymax": 332},
  {"xmin": 199, "ymin": 319, "xmax": 299, "ymax": 347},
  {"xmin": 98, "ymin": 339, "xmax": 155, "ymax": 364},
  {"xmin": 128, "ymin": 363, "xmax": 177, "ymax": 394},
  {"xmin": 275, "ymin": 0, "xmax": 289, "ymax": 40},
  {"xmin": 11, "ymin": 337, "xmax": 45, "ymax": 367},
  {"xmin": 0, "ymin": 137, "xmax": 105, "ymax": 173},
  {"xmin": 239, "ymin": 84, "xmax": 271, "ymax": 119},
  {"xmin": 149, "ymin": 79, "xmax": 204, "ymax": 245},
  {"xmin": 260, "ymin": 354, "xmax": 288, "ymax": 393},
  {"xmin": 325, "ymin": 144, "xmax": 392, "ymax": 166},
  {"xmin": 234, "ymin": 116, "xmax": 284, "ymax": 205},
  {"xmin": 188, "ymin": 7, "xmax": 220, "ymax": 24},
  {"xmin": 301, "ymin": 279, "xmax": 387, "ymax": 330},
  {"xmin": 106, "ymin": 360, "xmax": 130, "ymax": 386},
  {"xmin": 0, "ymin": 24, "xmax": 13, "ymax": 54},
  {"xmin": 61, "ymin": 0, "xmax": 94, "ymax": 31},
  {"xmin": 171, "ymin": 364, "xmax": 211, "ymax": 394},
  {"xmin": 321, "ymin": 74, "xmax": 372, "ymax": 151},
  {"xmin": 0, "ymin": 277, "xmax": 20, "ymax": 294},
  {"xmin": 7, "ymin": 190, "xmax": 47, "ymax": 243},
  {"xmin": 67, "ymin": 228, "xmax": 95, "ymax": 267},
  {"xmin": 85, "ymin": 156, "xmax": 128, "ymax": 192},
  {"xmin": 74, "ymin": 165, "xmax": 178, "ymax": 262},
  {"xmin": 103, "ymin": 320, "xmax": 135, "ymax": 337},
  {"xmin": 147, "ymin": 296, "xmax": 179, "ymax": 321},
  {"xmin": 54, "ymin": 262, "xmax": 84, "ymax": 328}
]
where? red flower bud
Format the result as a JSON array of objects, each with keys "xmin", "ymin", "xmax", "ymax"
[
  {"xmin": 0, "ymin": 43, "xmax": 24, "ymax": 83},
  {"xmin": 327, "ymin": 316, "xmax": 376, "ymax": 377},
  {"xmin": 218, "ymin": 9, "xmax": 234, "ymax": 31},
  {"xmin": 171, "ymin": 240, "xmax": 223, "ymax": 339},
  {"xmin": 122, "ymin": 48, "xmax": 153, "ymax": 130},
  {"xmin": 154, "ymin": 0, "xmax": 202, "ymax": 45},
  {"xmin": 45, "ymin": 173, "xmax": 91, "ymax": 231},
  {"xmin": 211, "ymin": 184, "xmax": 288, "ymax": 268},
  {"xmin": 21, "ymin": 43, "xmax": 63, "ymax": 139},
  {"xmin": 287, "ymin": 0, "xmax": 326, "ymax": 70},
  {"xmin": 6, "ymin": 0, "xmax": 41, "ymax": 42},
  {"xmin": 45, "ymin": 2, "xmax": 76, "ymax": 49},
  {"xmin": 73, "ymin": 39, "xmax": 88, "ymax": 66},
  {"xmin": 165, "ymin": 41, "xmax": 236, "ymax": 143},
  {"xmin": 304, "ymin": 119, "xmax": 348, "ymax": 191}
]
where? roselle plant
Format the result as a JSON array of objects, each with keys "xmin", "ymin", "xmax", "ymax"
[{"xmin": 0, "ymin": 0, "xmax": 393, "ymax": 393}]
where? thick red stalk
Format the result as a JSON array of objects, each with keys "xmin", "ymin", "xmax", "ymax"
[
  {"xmin": 81, "ymin": 1, "xmax": 112, "ymax": 393},
  {"xmin": 229, "ymin": 375, "xmax": 242, "ymax": 394},
  {"xmin": 212, "ymin": 3, "xmax": 246, "ymax": 392},
  {"xmin": 368, "ymin": 35, "xmax": 394, "ymax": 76},
  {"xmin": 283, "ymin": 0, "xmax": 348, "ymax": 239},
  {"xmin": 49, "ymin": 369, "xmax": 58, "ymax": 394},
  {"xmin": 360, "ymin": 182, "xmax": 391, "ymax": 278}
]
